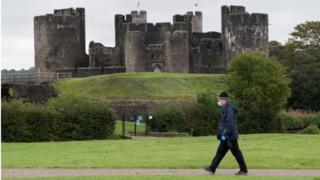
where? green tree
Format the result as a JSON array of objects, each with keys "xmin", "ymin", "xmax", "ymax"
[
  {"xmin": 227, "ymin": 52, "xmax": 290, "ymax": 133},
  {"xmin": 280, "ymin": 21, "xmax": 320, "ymax": 111},
  {"xmin": 185, "ymin": 91, "xmax": 219, "ymax": 136}
]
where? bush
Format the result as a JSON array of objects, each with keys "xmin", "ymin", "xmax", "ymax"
[
  {"xmin": 150, "ymin": 91, "xmax": 219, "ymax": 136},
  {"xmin": 24, "ymin": 105, "xmax": 57, "ymax": 141},
  {"xmin": 302, "ymin": 113, "xmax": 320, "ymax": 128},
  {"xmin": 279, "ymin": 111, "xmax": 320, "ymax": 132},
  {"xmin": 2, "ymin": 100, "xmax": 31, "ymax": 142},
  {"xmin": 47, "ymin": 95, "xmax": 116, "ymax": 140},
  {"xmin": 1, "ymin": 95, "xmax": 116, "ymax": 142},
  {"xmin": 279, "ymin": 112, "xmax": 304, "ymax": 130},
  {"xmin": 1, "ymin": 100, "xmax": 57, "ymax": 142},
  {"xmin": 185, "ymin": 92, "xmax": 219, "ymax": 136},
  {"xmin": 302, "ymin": 125, "xmax": 320, "ymax": 134},
  {"xmin": 226, "ymin": 52, "xmax": 290, "ymax": 133},
  {"xmin": 149, "ymin": 105, "xmax": 186, "ymax": 133}
]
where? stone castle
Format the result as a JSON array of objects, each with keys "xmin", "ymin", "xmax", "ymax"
[{"xmin": 34, "ymin": 5, "xmax": 269, "ymax": 75}]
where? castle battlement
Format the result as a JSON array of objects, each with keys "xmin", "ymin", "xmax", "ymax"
[
  {"xmin": 54, "ymin": 8, "xmax": 85, "ymax": 17},
  {"xmin": 222, "ymin": 5, "xmax": 268, "ymax": 26},
  {"xmin": 226, "ymin": 13, "xmax": 268, "ymax": 26},
  {"xmin": 34, "ymin": 15, "xmax": 80, "ymax": 26},
  {"xmin": 34, "ymin": 8, "xmax": 84, "ymax": 26}
]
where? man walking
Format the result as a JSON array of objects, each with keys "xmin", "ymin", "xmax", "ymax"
[{"xmin": 205, "ymin": 91, "xmax": 248, "ymax": 175}]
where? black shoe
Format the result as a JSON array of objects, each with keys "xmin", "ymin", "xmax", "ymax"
[
  {"xmin": 204, "ymin": 166, "xmax": 215, "ymax": 174},
  {"xmin": 235, "ymin": 170, "xmax": 248, "ymax": 175}
]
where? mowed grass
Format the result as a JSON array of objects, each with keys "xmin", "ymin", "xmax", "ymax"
[
  {"xmin": 2, "ymin": 134, "xmax": 320, "ymax": 169},
  {"xmin": 114, "ymin": 120, "xmax": 146, "ymax": 136},
  {"xmin": 3, "ymin": 176, "xmax": 320, "ymax": 180},
  {"xmin": 53, "ymin": 72, "xmax": 226, "ymax": 100}
]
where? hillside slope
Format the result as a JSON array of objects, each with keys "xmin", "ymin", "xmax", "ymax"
[{"xmin": 53, "ymin": 72, "xmax": 226, "ymax": 100}]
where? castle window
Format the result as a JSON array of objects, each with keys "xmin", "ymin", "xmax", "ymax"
[{"xmin": 151, "ymin": 54, "xmax": 154, "ymax": 60}]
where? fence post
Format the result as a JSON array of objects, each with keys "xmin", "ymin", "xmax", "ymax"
[
  {"xmin": 122, "ymin": 113, "xmax": 126, "ymax": 138},
  {"xmin": 134, "ymin": 114, "xmax": 137, "ymax": 136}
]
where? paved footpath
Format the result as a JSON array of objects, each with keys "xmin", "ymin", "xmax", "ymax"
[{"xmin": 2, "ymin": 168, "xmax": 320, "ymax": 177}]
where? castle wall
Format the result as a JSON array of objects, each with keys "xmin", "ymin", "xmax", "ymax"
[
  {"xmin": 190, "ymin": 32, "xmax": 225, "ymax": 73},
  {"xmin": 89, "ymin": 41, "xmax": 120, "ymax": 67},
  {"xmin": 221, "ymin": 5, "xmax": 269, "ymax": 63},
  {"xmin": 165, "ymin": 31, "xmax": 189, "ymax": 73},
  {"xmin": 56, "ymin": 66, "xmax": 125, "ymax": 77},
  {"xmin": 34, "ymin": 8, "xmax": 87, "ymax": 72},
  {"xmin": 145, "ymin": 44, "xmax": 165, "ymax": 72}
]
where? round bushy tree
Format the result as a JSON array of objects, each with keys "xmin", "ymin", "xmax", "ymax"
[
  {"xmin": 279, "ymin": 21, "xmax": 320, "ymax": 111},
  {"xmin": 226, "ymin": 52, "xmax": 290, "ymax": 133}
]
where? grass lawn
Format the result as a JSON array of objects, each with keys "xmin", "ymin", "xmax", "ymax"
[
  {"xmin": 114, "ymin": 120, "xmax": 146, "ymax": 136},
  {"xmin": 53, "ymin": 72, "xmax": 226, "ymax": 100},
  {"xmin": 3, "ymin": 176, "xmax": 320, "ymax": 180},
  {"xmin": 2, "ymin": 134, "xmax": 320, "ymax": 169}
]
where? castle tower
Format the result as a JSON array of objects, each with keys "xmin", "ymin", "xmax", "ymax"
[
  {"xmin": 165, "ymin": 30, "xmax": 190, "ymax": 73},
  {"xmin": 34, "ymin": 8, "xmax": 87, "ymax": 72},
  {"xmin": 221, "ymin": 5, "xmax": 269, "ymax": 63},
  {"xmin": 125, "ymin": 31, "xmax": 147, "ymax": 72},
  {"xmin": 173, "ymin": 11, "xmax": 203, "ymax": 33},
  {"xmin": 192, "ymin": 11, "xmax": 203, "ymax": 33},
  {"xmin": 115, "ymin": 11, "xmax": 147, "ymax": 66},
  {"xmin": 131, "ymin": 10, "xmax": 147, "ymax": 24}
]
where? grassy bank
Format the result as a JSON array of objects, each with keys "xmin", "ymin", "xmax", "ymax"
[{"xmin": 53, "ymin": 72, "xmax": 225, "ymax": 100}]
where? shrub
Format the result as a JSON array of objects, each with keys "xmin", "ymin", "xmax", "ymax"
[
  {"xmin": 302, "ymin": 125, "xmax": 320, "ymax": 134},
  {"xmin": 226, "ymin": 52, "xmax": 290, "ymax": 133},
  {"xmin": 279, "ymin": 112, "xmax": 304, "ymax": 130},
  {"xmin": 302, "ymin": 113, "xmax": 320, "ymax": 128},
  {"xmin": 2, "ymin": 100, "xmax": 57, "ymax": 142},
  {"xmin": 149, "ymin": 105, "xmax": 186, "ymax": 133},
  {"xmin": 150, "ymin": 91, "xmax": 219, "ymax": 136},
  {"xmin": 1, "ymin": 100, "xmax": 30, "ymax": 142},
  {"xmin": 279, "ymin": 111, "xmax": 320, "ymax": 133},
  {"xmin": 1, "ymin": 95, "xmax": 116, "ymax": 142},
  {"xmin": 185, "ymin": 92, "xmax": 219, "ymax": 136},
  {"xmin": 24, "ymin": 104, "xmax": 56, "ymax": 141},
  {"xmin": 47, "ymin": 95, "xmax": 116, "ymax": 140}
]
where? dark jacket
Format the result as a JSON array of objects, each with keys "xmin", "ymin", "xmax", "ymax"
[{"xmin": 217, "ymin": 103, "xmax": 239, "ymax": 141}]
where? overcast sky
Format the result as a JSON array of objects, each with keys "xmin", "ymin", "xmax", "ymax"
[{"xmin": 1, "ymin": 0, "xmax": 319, "ymax": 70}]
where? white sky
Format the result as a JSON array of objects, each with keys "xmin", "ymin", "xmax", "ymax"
[{"xmin": 1, "ymin": 0, "xmax": 319, "ymax": 70}]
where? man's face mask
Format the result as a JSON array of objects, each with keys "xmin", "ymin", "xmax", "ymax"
[{"xmin": 217, "ymin": 99, "xmax": 226, "ymax": 107}]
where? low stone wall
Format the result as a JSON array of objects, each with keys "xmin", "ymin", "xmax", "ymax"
[
  {"xmin": 102, "ymin": 99, "xmax": 194, "ymax": 120},
  {"xmin": 56, "ymin": 66, "xmax": 126, "ymax": 77},
  {"xmin": 3, "ymin": 83, "xmax": 58, "ymax": 103},
  {"xmin": 190, "ymin": 66, "xmax": 226, "ymax": 74}
]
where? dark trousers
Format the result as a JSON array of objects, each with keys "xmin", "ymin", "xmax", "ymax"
[{"xmin": 210, "ymin": 140, "xmax": 247, "ymax": 172}]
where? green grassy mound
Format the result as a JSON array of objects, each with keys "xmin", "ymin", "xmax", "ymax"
[{"xmin": 53, "ymin": 72, "xmax": 226, "ymax": 100}]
